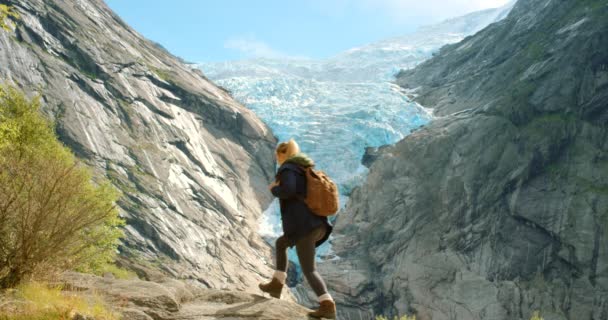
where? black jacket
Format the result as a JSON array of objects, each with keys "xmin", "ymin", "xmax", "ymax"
[{"xmin": 271, "ymin": 156, "xmax": 332, "ymax": 247}]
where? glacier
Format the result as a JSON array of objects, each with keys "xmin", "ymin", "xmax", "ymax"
[{"xmin": 198, "ymin": 2, "xmax": 513, "ymax": 272}]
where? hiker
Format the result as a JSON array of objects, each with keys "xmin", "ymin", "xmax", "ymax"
[{"xmin": 259, "ymin": 138, "xmax": 336, "ymax": 319}]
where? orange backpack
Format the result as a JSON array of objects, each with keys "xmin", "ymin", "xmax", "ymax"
[{"xmin": 300, "ymin": 167, "xmax": 339, "ymax": 216}]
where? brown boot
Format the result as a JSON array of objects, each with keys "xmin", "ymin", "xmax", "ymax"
[
  {"xmin": 308, "ymin": 299, "xmax": 336, "ymax": 319},
  {"xmin": 258, "ymin": 277, "xmax": 283, "ymax": 298}
]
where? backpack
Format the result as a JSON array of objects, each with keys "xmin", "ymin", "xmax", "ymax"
[{"xmin": 300, "ymin": 166, "xmax": 339, "ymax": 216}]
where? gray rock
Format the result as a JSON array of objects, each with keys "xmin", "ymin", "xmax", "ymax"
[
  {"xmin": 60, "ymin": 272, "xmax": 313, "ymax": 320},
  {"xmin": 0, "ymin": 0, "xmax": 278, "ymax": 293},
  {"xmin": 361, "ymin": 145, "xmax": 393, "ymax": 168},
  {"xmin": 118, "ymin": 308, "xmax": 153, "ymax": 320},
  {"xmin": 72, "ymin": 313, "xmax": 95, "ymax": 320},
  {"xmin": 321, "ymin": 0, "xmax": 608, "ymax": 319}
]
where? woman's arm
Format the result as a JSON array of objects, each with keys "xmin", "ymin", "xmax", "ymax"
[{"xmin": 271, "ymin": 169, "xmax": 297, "ymax": 199}]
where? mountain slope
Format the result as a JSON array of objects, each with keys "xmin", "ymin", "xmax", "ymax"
[
  {"xmin": 320, "ymin": 0, "xmax": 608, "ymax": 319},
  {"xmin": 0, "ymin": 0, "xmax": 277, "ymax": 292}
]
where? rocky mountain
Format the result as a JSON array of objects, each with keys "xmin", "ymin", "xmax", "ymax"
[
  {"xmin": 0, "ymin": 0, "xmax": 278, "ymax": 293},
  {"xmin": 319, "ymin": 0, "xmax": 608, "ymax": 319}
]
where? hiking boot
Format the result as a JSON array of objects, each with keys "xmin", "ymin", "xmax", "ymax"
[
  {"xmin": 308, "ymin": 299, "xmax": 336, "ymax": 319},
  {"xmin": 258, "ymin": 277, "xmax": 283, "ymax": 298}
]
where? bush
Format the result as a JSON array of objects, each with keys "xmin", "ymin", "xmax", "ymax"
[
  {"xmin": 0, "ymin": 85, "xmax": 124, "ymax": 288},
  {"xmin": 0, "ymin": 281, "xmax": 118, "ymax": 320},
  {"xmin": 0, "ymin": 4, "xmax": 19, "ymax": 31}
]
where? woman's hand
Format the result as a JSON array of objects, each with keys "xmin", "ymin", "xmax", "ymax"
[{"xmin": 269, "ymin": 180, "xmax": 280, "ymax": 190}]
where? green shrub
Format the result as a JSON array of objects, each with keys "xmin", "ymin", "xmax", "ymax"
[
  {"xmin": 0, "ymin": 4, "xmax": 19, "ymax": 31},
  {"xmin": 151, "ymin": 66, "xmax": 171, "ymax": 81},
  {"xmin": 530, "ymin": 311, "xmax": 544, "ymax": 320},
  {"xmin": 0, "ymin": 85, "xmax": 124, "ymax": 288}
]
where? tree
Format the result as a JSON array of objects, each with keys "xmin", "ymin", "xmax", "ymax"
[{"xmin": 0, "ymin": 85, "xmax": 124, "ymax": 288}]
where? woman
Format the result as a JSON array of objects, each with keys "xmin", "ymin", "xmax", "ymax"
[{"xmin": 259, "ymin": 138, "xmax": 336, "ymax": 319}]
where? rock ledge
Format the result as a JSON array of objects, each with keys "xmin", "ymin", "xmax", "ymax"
[{"xmin": 59, "ymin": 272, "xmax": 315, "ymax": 320}]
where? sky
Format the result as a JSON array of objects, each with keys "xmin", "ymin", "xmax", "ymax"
[{"xmin": 105, "ymin": 0, "xmax": 511, "ymax": 63}]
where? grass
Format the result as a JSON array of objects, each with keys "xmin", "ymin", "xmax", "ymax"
[
  {"xmin": 150, "ymin": 66, "xmax": 171, "ymax": 82},
  {"xmin": 90, "ymin": 263, "xmax": 138, "ymax": 280},
  {"xmin": 0, "ymin": 282, "xmax": 118, "ymax": 320},
  {"xmin": 526, "ymin": 42, "xmax": 545, "ymax": 60},
  {"xmin": 81, "ymin": 68, "xmax": 99, "ymax": 81},
  {"xmin": 519, "ymin": 112, "xmax": 577, "ymax": 139}
]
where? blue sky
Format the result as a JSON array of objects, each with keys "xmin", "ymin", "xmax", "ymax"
[{"xmin": 106, "ymin": 0, "xmax": 510, "ymax": 62}]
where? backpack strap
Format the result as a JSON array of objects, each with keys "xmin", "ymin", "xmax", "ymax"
[
  {"xmin": 276, "ymin": 163, "xmax": 306, "ymax": 177},
  {"xmin": 276, "ymin": 163, "xmax": 309, "ymax": 201}
]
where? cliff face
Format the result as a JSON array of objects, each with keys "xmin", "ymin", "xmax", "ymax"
[
  {"xmin": 321, "ymin": 0, "xmax": 608, "ymax": 319},
  {"xmin": 0, "ymin": 0, "xmax": 277, "ymax": 291}
]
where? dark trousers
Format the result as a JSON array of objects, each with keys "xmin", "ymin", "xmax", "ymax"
[{"xmin": 275, "ymin": 224, "xmax": 328, "ymax": 296}]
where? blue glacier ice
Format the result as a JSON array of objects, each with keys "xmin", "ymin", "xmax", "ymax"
[{"xmin": 198, "ymin": 3, "xmax": 513, "ymax": 272}]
